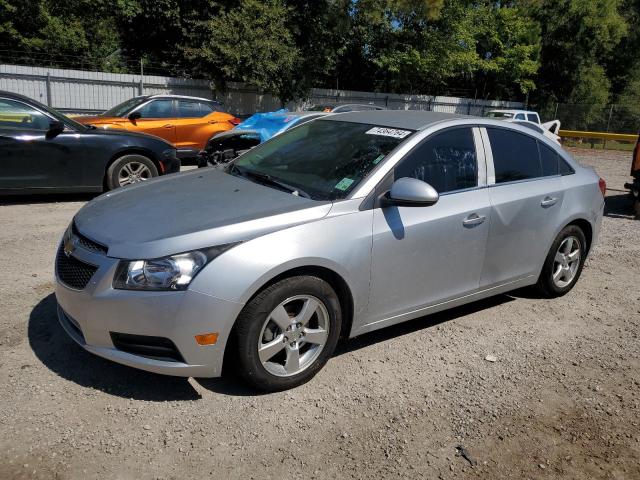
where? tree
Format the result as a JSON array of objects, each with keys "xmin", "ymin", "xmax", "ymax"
[
  {"xmin": 339, "ymin": 0, "xmax": 539, "ymax": 99},
  {"xmin": 0, "ymin": 0, "xmax": 123, "ymax": 70},
  {"xmin": 184, "ymin": 0, "xmax": 300, "ymax": 103},
  {"xmin": 531, "ymin": 0, "xmax": 626, "ymax": 103},
  {"xmin": 568, "ymin": 64, "xmax": 611, "ymax": 130}
]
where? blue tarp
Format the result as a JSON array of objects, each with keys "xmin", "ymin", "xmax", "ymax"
[{"xmin": 234, "ymin": 109, "xmax": 299, "ymax": 142}]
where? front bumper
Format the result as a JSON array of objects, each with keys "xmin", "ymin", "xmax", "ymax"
[
  {"xmin": 160, "ymin": 152, "xmax": 181, "ymax": 175},
  {"xmin": 54, "ymin": 237, "xmax": 244, "ymax": 378}
]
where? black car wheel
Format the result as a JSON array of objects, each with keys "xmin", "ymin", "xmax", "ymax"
[
  {"xmin": 535, "ymin": 225, "xmax": 587, "ymax": 298},
  {"xmin": 232, "ymin": 276, "xmax": 342, "ymax": 392},
  {"xmin": 106, "ymin": 154, "xmax": 158, "ymax": 190}
]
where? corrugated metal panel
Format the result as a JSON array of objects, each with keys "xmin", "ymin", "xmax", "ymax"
[{"xmin": 0, "ymin": 64, "xmax": 524, "ymax": 116}]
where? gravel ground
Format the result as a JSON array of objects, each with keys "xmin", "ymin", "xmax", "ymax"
[{"xmin": 0, "ymin": 148, "xmax": 638, "ymax": 479}]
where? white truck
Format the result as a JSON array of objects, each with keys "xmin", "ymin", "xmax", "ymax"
[{"xmin": 485, "ymin": 109, "xmax": 561, "ymax": 144}]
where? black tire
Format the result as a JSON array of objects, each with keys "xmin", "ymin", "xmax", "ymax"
[
  {"xmin": 232, "ymin": 276, "xmax": 342, "ymax": 392},
  {"xmin": 106, "ymin": 154, "xmax": 158, "ymax": 190},
  {"xmin": 535, "ymin": 225, "xmax": 587, "ymax": 298}
]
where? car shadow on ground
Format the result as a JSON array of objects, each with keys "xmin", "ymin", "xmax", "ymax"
[
  {"xmin": 198, "ymin": 294, "xmax": 516, "ymax": 396},
  {"xmin": 0, "ymin": 192, "xmax": 99, "ymax": 205},
  {"xmin": 28, "ymin": 294, "xmax": 202, "ymax": 401},
  {"xmin": 604, "ymin": 192, "xmax": 635, "ymax": 219},
  {"xmin": 30, "ymin": 293, "xmax": 516, "ymax": 399}
]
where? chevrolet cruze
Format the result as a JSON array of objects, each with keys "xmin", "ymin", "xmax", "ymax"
[{"xmin": 54, "ymin": 111, "xmax": 605, "ymax": 391}]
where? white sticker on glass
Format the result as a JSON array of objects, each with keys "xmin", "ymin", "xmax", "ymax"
[{"xmin": 365, "ymin": 127, "xmax": 412, "ymax": 139}]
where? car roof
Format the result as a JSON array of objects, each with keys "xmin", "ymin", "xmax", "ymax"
[
  {"xmin": 147, "ymin": 94, "xmax": 221, "ymax": 103},
  {"xmin": 290, "ymin": 111, "xmax": 332, "ymax": 118},
  {"xmin": 487, "ymin": 109, "xmax": 537, "ymax": 115},
  {"xmin": 0, "ymin": 90, "xmax": 38, "ymax": 103},
  {"xmin": 333, "ymin": 104, "xmax": 385, "ymax": 110},
  {"xmin": 320, "ymin": 110, "xmax": 468, "ymax": 130}
]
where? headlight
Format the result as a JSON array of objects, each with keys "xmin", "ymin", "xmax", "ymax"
[{"xmin": 113, "ymin": 244, "xmax": 237, "ymax": 291}]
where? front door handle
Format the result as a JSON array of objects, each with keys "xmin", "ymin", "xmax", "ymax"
[
  {"xmin": 541, "ymin": 196, "xmax": 558, "ymax": 208},
  {"xmin": 463, "ymin": 213, "xmax": 486, "ymax": 227},
  {"xmin": 163, "ymin": 124, "xmax": 174, "ymax": 128}
]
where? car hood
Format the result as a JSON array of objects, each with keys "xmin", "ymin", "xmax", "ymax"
[{"xmin": 74, "ymin": 168, "xmax": 332, "ymax": 259}]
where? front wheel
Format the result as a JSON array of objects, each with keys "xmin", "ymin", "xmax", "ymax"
[
  {"xmin": 535, "ymin": 225, "xmax": 587, "ymax": 298},
  {"xmin": 232, "ymin": 276, "xmax": 342, "ymax": 392},
  {"xmin": 106, "ymin": 154, "xmax": 158, "ymax": 190}
]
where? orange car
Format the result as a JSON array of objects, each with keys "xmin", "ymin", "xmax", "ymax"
[{"xmin": 75, "ymin": 95, "xmax": 240, "ymax": 158}]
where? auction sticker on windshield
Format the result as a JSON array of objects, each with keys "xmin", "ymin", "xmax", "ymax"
[
  {"xmin": 334, "ymin": 177, "xmax": 355, "ymax": 191},
  {"xmin": 365, "ymin": 127, "xmax": 412, "ymax": 139}
]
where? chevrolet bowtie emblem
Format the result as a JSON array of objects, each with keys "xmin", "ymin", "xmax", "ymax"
[{"xmin": 63, "ymin": 236, "xmax": 76, "ymax": 257}]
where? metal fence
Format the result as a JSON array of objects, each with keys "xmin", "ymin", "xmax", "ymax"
[
  {"xmin": 538, "ymin": 102, "xmax": 640, "ymax": 135},
  {"xmin": 0, "ymin": 64, "xmax": 523, "ymax": 116}
]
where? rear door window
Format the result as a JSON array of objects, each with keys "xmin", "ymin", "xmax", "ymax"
[
  {"xmin": 538, "ymin": 142, "xmax": 559, "ymax": 177},
  {"xmin": 395, "ymin": 127, "xmax": 478, "ymax": 193},
  {"xmin": 527, "ymin": 113, "xmax": 539, "ymax": 123},
  {"xmin": 558, "ymin": 157, "xmax": 575, "ymax": 175},
  {"xmin": 178, "ymin": 100, "xmax": 213, "ymax": 118},
  {"xmin": 487, "ymin": 128, "xmax": 541, "ymax": 183}
]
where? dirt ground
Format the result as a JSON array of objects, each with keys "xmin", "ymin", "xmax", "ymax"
[{"xmin": 0, "ymin": 148, "xmax": 638, "ymax": 480}]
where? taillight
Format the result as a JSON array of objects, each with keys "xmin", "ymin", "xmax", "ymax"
[
  {"xmin": 229, "ymin": 117, "xmax": 241, "ymax": 126},
  {"xmin": 598, "ymin": 177, "xmax": 606, "ymax": 196}
]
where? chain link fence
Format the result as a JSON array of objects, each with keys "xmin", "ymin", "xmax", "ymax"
[{"xmin": 538, "ymin": 102, "xmax": 640, "ymax": 135}]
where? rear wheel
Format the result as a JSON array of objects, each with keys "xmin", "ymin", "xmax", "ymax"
[
  {"xmin": 232, "ymin": 276, "xmax": 342, "ymax": 392},
  {"xmin": 106, "ymin": 154, "xmax": 158, "ymax": 190},
  {"xmin": 535, "ymin": 225, "xmax": 587, "ymax": 298}
]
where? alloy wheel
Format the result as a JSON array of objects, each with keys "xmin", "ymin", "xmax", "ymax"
[
  {"xmin": 552, "ymin": 236, "xmax": 581, "ymax": 288},
  {"xmin": 118, "ymin": 162, "xmax": 152, "ymax": 187},
  {"xmin": 257, "ymin": 295, "xmax": 330, "ymax": 377}
]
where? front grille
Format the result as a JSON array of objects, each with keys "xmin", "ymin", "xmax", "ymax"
[
  {"xmin": 110, "ymin": 332, "xmax": 185, "ymax": 363},
  {"xmin": 72, "ymin": 223, "xmax": 107, "ymax": 255},
  {"xmin": 55, "ymin": 243, "xmax": 98, "ymax": 290}
]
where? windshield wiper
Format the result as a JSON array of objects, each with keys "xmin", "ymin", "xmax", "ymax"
[{"xmin": 230, "ymin": 165, "xmax": 311, "ymax": 199}]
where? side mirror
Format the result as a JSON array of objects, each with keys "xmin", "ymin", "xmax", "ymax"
[
  {"xmin": 381, "ymin": 177, "xmax": 439, "ymax": 207},
  {"xmin": 128, "ymin": 111, "xmax": 142, "ymax": 122},
  {"xmin": 46, "ymin": 120, "xmax": 65, "ymax": 139}
]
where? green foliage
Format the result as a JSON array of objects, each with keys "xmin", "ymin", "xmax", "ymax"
[
  {"xmin": 0, "ymin": 0, "xmax": 639, "ymax": 111},
  {"xmin": 568, "ymin": 64, "xmax": 612, "ymax": 129},
  {"xmin": 182, "ymin": 0, "xmax": 298, "ymax": 102},
  {"xmin": 0, "ymin": 0, "xmax": 122, "ymax": 69},
  {"xmin": 532, "ymin": 0, "xmax": 627, "ymax": 103}
]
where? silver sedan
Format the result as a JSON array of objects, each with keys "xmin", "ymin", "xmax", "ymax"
[{"xmin": 54, "ymin": 111, "xmax": 605, "ymax": 391}]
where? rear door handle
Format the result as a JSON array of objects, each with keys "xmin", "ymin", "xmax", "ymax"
[
  {"xmin": 463, "ymin": 213, "xmax": 486, "ymax": 227},
  {"xmin": 163, "ymin": 124, "xmax": 174, "ymax": 128},
  {"xmin": 541, "ymin": 196, "xmax": 558, "ymax": 207}
]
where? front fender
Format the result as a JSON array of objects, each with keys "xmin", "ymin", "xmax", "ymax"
[{"xmin": 189, "ymin": 207, "xmax": 374, "ymax": 330}]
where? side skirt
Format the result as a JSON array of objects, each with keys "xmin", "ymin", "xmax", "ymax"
[{"xmin": 351, "ymin": 275, "xmax": 536, "ymax": 337}]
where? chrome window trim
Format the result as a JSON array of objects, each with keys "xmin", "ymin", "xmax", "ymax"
[
  {"xmin": 438, "ymin": 185, "xmax": 485, "ymax": 197},
  {"xmin": 487, "ymin": 175, "xmax": 562, "ymax": 189}
]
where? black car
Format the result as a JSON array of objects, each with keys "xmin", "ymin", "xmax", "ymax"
[{"xmin": 0, "ymin": 91, "xmax": 180, "ymax": 194}]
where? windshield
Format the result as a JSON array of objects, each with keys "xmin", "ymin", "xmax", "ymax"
[
  {"xmin": 103, "ymin": 97, "xmax": 149, "ymax": 117},
  {"xmin": 307, "ymin": 105, "xmax": 334, "ymax": 112},
  {"xmin": 231, "ymin": 120, "xmax": 413, "ymax": 200},
  {"xmin": 486, "ymin": 111, "xmax": 514, "ymax": 119}
]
